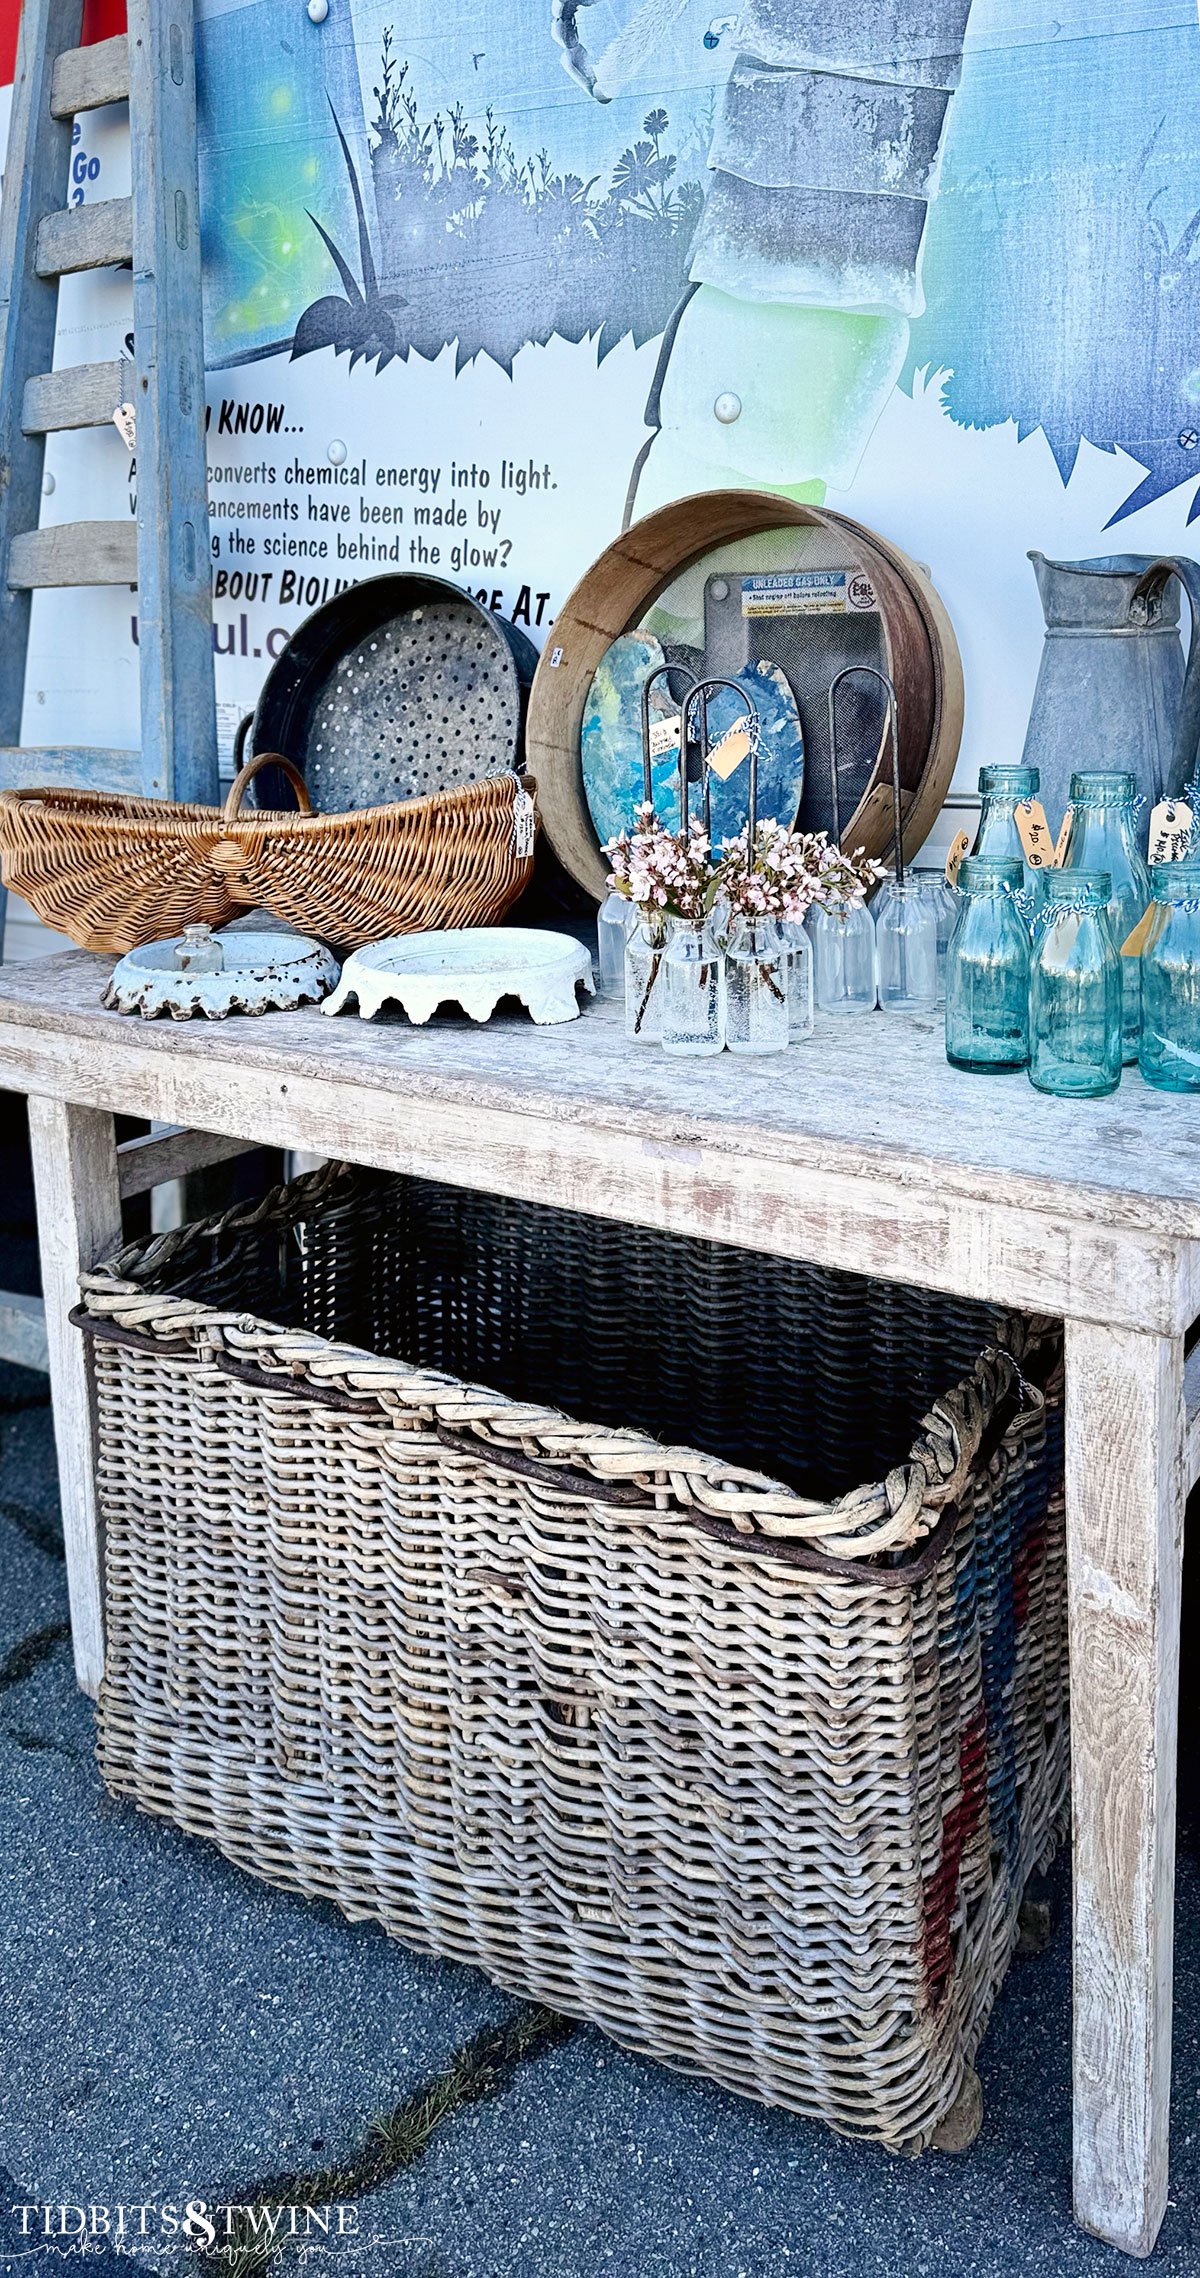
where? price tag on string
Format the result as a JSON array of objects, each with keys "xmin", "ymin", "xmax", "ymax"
[
  {"xmin": 1147, "ymin": 797, "xmax": 1193, "ymax": 865},
  {"xmin": 1053, "ymin": 808, "xmax": 1073, "ymax": 867},
  {"xmin": 944, "ymin": 831, "xmax": 970, "ymax": 887},
  {"xmin": 112, "ymin": 403, "xmax": 136, "ymax": 451},
  {"xmin": 510, "ymin": 783, "xmax": 536, "ymax": 858},
  {"xmin": 647, "ymin": 714, "xmax": 681, "ymax": 759},
  {"xmin": 1121, "ymin": 906, "xmax": 1156, "ymax": 958},
  {"xmin": 706, "ymin": 715, "xmax": 754, "ymax": 781},
  {"xmin": 1014, "ymin": 798, "xmax": 1055, "ymax": 869}
]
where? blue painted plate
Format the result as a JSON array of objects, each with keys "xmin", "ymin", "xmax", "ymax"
[{"xmin": 581, "ymin": 631, "xmax": 805, "ymax": 853}]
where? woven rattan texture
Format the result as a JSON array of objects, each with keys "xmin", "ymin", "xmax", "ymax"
[
  {"xmin": 85, "ymin": 1166, "xmax": 1067, "ymax": 2150},
  {"xmin": 0, "ymin": 772, "xmax": 534, "ymax": 952}
]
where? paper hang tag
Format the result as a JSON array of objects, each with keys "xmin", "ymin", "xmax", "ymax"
[
  {"xmin": 510, "ymin": 783, "xmax": 536, "ymax": 859},
  {"xmin": 647, "ymin": 713, "xmax": 681, "ymax": 760},
  {"xmin": 944, "ymin": 831, "xmax": 970, "ymax": 887},
  {"xmin": 1121, "ymin": 905, "xmax": 1156, "ymax": 958},
  {"xmin": 1053, "ymin": 808, "xmax": 1073, "ymax": 868},
  {"xmin": 1147, "ymin": 797, "xmax": 1194, "ymax": 865},
  {"xmin": 706, "ymin": 715, "xmax": 753, "ymax": 782},
  {"xmin": 1014, "ymin": 798, "xmax": 1055, "ymax": 869},
  {"xmin": 112, "ymin": 403, "xmax": 136, "ymax": 451}
]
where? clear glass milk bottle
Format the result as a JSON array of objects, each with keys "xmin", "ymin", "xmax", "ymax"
[
  {"xmin": 596, "ymin": 890, "xmax": 633, "ymax": 997},
  {"xmin": 944, "ymin": 858, "xmax": 1030, "ymax": 1072},
  {"xmin": 1059, "ymin": 769, "xmax": 1150, "ymax": 1062},
  {"xmin": 1139, "ymin": 859, "xmax": 1200, "ymax": 1092},
  {"xmin": 624, "ymin": 917, "xmax": 670, "ymax": 1044},
  {"xmin": 781, "ymin": 921, "xmax": 815, "ymax": 1042},
  {"xmin": 725, "ymin": 920, "xmax": 789, "ymax": 1055},
  {"xmin": 661, "ymin": 921, "xmax": 724, "ymax": 1056},
  {"xmin": 1029, "ymin": 870, "xmax": 1123, "ymax": 1098},
  {"xmin": 875, "ymin": 879, "xmax": 939, "ymax": 1011},
  {"xmin": 810, "ymin": 901, "xmax": 877, "ymax": 1014}
]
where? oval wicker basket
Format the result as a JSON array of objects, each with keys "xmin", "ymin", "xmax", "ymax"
[{"xmin": 0, "ymin": 753, "xmax": 537, "ymax": 953}]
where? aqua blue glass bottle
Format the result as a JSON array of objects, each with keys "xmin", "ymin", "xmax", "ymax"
[
  {"xmin": 944, "ymin": 858, "xmax": 1030, "ymax": 1072},
  {"xmin": 971, "ymin": 763, "xmax": 1046, "ymax": 908},
  {"xmin": 1059, "ymin": 770, "xmax": 1150, "ymax": 1063},
  {"xmin": 1139, "ymin": 860, "xmax": 1200, "ymax": 1092},
  {"xmin": 1029, "ymin": 870, "xmax": 1122, "ymax": 1098}
]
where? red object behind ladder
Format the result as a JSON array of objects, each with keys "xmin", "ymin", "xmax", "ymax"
[{"xmin": 0, "ymin": 0, "xmax": 126, "ymax": 92}]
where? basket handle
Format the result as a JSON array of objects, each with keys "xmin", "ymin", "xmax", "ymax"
[{"xmin": 222, "ymin": 751, "xmax": 313, "ymax": 823}]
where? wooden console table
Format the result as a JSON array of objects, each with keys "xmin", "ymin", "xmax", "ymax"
[{"xmin": 1, "ymin": 947, "xmax": 1197, "ymax": 2260}]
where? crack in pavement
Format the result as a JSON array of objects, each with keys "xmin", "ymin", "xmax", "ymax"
[
  {"xmin": 0, "ymin": 1622, "xmax": 70, "ymax": 1692},
  {"xmin": 200, "ymin": 2006, "xmax": 577, "ymax": 2277},
  {"xmin": 0, "ymin": 1721, "xmax": 88, "ymax": 1763}
]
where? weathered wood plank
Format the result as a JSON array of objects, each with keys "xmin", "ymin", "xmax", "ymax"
[
  {"xmin": 35, "ymin": 196, "xmax": 132, "ymax": 277},
  {"xmin": 1066, "ymin": 1320, "xmax": 1185, "ymax": 2257},
  {"xmin": 0, "ymin": 990, "xmax": 1197, "ymax": 1334},
  {"xmin": 50, "ymin": 31, "xmax": 129, "ymax": 116},
  {"xmin": 0, "ymin": 1289, "xmax": 48, "ymax": 1372},
  {"xmin": 27, "ymin": 1096, "xmax": 121, "ymax": 1696},
  {"xmin": 117, "ymin": 1125, "xmax": 258, "ymax": 1199},
  {"xmin": 8, "ymin": 519, "xmax": 137, "ymax": 588},
  {"xmin": 0, "ymin": 744, "xmax": 145, "ymax": 792},
  {"xmin": 0, "ymin": 0, "xmax": 84, "ymax": 741},
  {"xmin": 127, "ymin": 0, "xmax": 218, "ymax": 804},
  {"xmin": 22, "ymin": 358, "xmax": 125, "ymax": 434},
  {"xmin": 1185, "ymin": 1340, "xmax": 1200, "ymax": 1493}
]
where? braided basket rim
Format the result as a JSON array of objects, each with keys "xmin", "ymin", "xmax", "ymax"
[
  {"xmin": 78, "ymin": 1162, "xmax": 1055, "ymax": 1571},
  {"xmin": 0, "ymin": 768, "xmax": 532, "ymax": 840}
]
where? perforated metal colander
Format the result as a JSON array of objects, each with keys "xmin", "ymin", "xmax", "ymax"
[{"xmin": 245, "ymin": 575, "xmax": 537, "ymax": 813}]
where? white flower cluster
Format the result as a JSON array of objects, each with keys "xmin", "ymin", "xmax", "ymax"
[
  {"xmin": 604, "ymin": 803, "xmax": 718, "ymax": 928},
  {"xmin": 606, "ymin": 808, "xmax": 883, "ymax": 927}
]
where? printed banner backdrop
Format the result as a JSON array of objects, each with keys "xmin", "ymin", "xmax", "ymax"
[{"xmin": 7, "ymin": 0, "xmax": 1200, "ymax": 860}]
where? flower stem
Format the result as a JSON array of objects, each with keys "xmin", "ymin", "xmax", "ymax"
[{"xmin": 634, "ymin": 950, "xmax": 662, "ymax": 1033}]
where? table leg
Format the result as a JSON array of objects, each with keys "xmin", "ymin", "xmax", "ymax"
[
  {"xmin": 27, "ymin": 1096, "xmax": 121, "ymax": 1699},
  {"xmin": 1065, "ymin": 1318, "xmax": 1186, "ymax": 2257}
]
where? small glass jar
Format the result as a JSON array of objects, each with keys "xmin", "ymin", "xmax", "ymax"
[
  {"xmin": 661, "ymin": 922, "xmax": 725, "ymax": 1056},
  {"xmin": 725, "ymin": 920, "xmax": 788, "ymax": 1055},
  {"xmin": 810, "ymin": 902, "xmax": 877, "ymax": 1015},
  {"xmin": 624, "ymin": 917, "xmax": 670, "ymax": 1044},
  {"xmin": 944, "ymin": 858, "xmax": 1029, "ymax": 1073},
  {"xmin": 1139, "ymin": 859, "xmax": 1200, "ymax": 1092},
  {"xmin": 1059, "ymin": 770, "xmax": 1150, "ymax": 1063},
  {"xmin": 912, "ymin": 871, "xmax": 961, "ymax": 1003},
  {"xmin": 876, "ymin": 879, "xmax": 939, "ymax": 1012},
  {"xmin": 1029, "ymin": 869, "xmax": 1122, "ymax": 1099},
  {"xmin": 596, "ymin": 890, "xmax": 633, "ymax": 997},
  {"xmin": 972, "ymin": 763, "xmax": 1047, "ymax": 908},
  {"xmin": 173, "ymin": 924, "xmax": 224, "ymax": 974},
  {"xmin": 781, "ymin": 921, "xmax": 814, "ymax": 1043}
]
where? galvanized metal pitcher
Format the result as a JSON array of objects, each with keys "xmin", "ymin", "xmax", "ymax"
[{"xmin": 1021, "ymin": 554, "xmax": 1200, "ymax": 831}]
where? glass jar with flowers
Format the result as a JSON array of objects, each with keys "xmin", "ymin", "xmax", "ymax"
[
  {"xmin": 719, "ymin": 819, "xmax": 807, "ymax": 1055},
  {"xmin": 806, "ymin": 837, "xmax": 887, "ymax": 1015},
  {"xmin": 604, "ymin": 803, "xmax": 722, "ymax": 1050},
  {"xmin": 718, "ymin": 823, "xmax": 884, "ymax": 1053}
]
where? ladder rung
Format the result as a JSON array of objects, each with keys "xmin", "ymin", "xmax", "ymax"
[
  {"xmin": 22, "ymin": 360, "xmax": 126, "ymax": 435},
  {"xmin": 36, "ymin": 197, "xmax": 132, "ymax": 278},
  {"xmin": 0, "ymin": 746, "xmax": 147, "ymax": 794},
  {"xmin": 50, "ymin": 34, "xmax": 129, "ymax": 119},
  {"xmin": 8, "ymin": 520, "xmax": 137, "ymax": 588}
]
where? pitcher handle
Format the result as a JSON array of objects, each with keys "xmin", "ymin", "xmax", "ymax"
[{"xmin": 1130, "ymin": 558, "xmax": 1200, "ymax": 796}]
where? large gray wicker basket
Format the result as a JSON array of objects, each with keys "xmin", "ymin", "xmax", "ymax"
[{"xmin": 79, "ymin": 1163, "xmax": 1067, "ymax": 2153}]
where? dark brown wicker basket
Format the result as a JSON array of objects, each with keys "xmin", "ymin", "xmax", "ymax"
[{"xmin": 79, "ymin": 1164, "xmax": 1067, "ymax": 2151}]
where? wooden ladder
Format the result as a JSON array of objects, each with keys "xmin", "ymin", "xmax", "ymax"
[
  {"xmin": 0, "ymin": 0, "xmax": 217, "ymax": 807},
  {"xmin": 0, "ymin": 0, "xmax": 222, "ymax": 1373}
]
